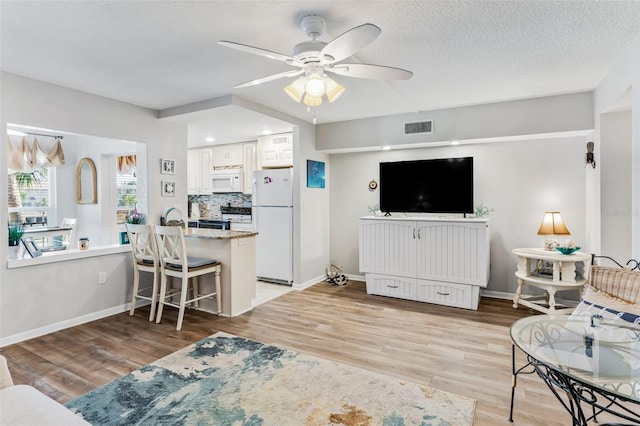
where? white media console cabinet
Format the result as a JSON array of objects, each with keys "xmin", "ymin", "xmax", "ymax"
[{"xmin": 359, "ymin": 217, "xmax": 490, "ymax": 309}]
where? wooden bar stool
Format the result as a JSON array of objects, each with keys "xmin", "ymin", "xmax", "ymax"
[
  {"xmin": 125, "ymin": 223, "xmax": 160, "ymax": 321},
  {"xmin": 153, "ymin": 225, "xmax": 222, "ymax": 331}
]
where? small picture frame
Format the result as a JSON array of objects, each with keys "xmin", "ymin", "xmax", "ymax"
[
  {"xmin": 161, "ymin": 158, "xmax": 175, "ymax": 175},
  {"xmin": 162, "ymin": 180, "xmax": 176, "ymax": 197},
  {"xmin": 21, "ymin": 237, "xmax": 42, "ymax": 258}
]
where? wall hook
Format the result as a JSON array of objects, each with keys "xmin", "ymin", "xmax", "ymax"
[{"xmin": 585, "ymin": 141, "xmax": 596, "ymax": 169}]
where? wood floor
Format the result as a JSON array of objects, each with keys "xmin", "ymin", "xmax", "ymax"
[{"xmin": 0, "ymin": 281, "xmax": 596, "ymax": 425}]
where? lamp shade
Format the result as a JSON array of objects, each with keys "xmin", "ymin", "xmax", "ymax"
[
  {"xmin": 284, "ymin": 77, "xmax": 306, "ymax": 103},
  {"xmin": 303, "ymin": 94, "xmax": 323, "ymax": 107},
  {"xmin": 537, "ymin": 211, "xmax": 570, "ymax": 235},
  {"xmin": 324, "ymin": 76, "xmax": 345, "ymax": 103}
]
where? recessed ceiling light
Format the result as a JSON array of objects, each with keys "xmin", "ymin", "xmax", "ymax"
[
  {"xmin": 261, "ymin": 130, "xmax": 272, "ymax": 135},
  {"xmin": 205, "ymin": 137, "xmax": 215, "ymax": 143}
]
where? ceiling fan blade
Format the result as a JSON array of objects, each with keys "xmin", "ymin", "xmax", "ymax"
[
  {"xmin": 327, "ymin": 63, "xmax": 413, "ymax": 80},
  {"xmin": 218, "ymin": 40, "xmax": 302, "ymax": 66},
  {"xmin": 321, "ymin": 23, "xmax": 381, "ymax": 63},
  {"xmin": 233, "ymin": 69, "xmax": 304, "ymax": 89}
]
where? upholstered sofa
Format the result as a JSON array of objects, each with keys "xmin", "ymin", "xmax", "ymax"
[
  {"xmin": 0, "ymin": 355, "xmax": 89, "ymax": 425},
  {"xmin": 571, "ymin": 263, "xmax": 640, "ymax": 323}
]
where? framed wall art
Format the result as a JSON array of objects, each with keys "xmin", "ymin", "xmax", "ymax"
[
  {"xmin": 161, "ymin": 158, "xmax": 175, "ymax": 175},
  {"xmin": 162, "ymin": 180, "xmax": 176, "ymax": 197},
  {"xmin": 307, "ymin": 160, "xmax": 325, "ymax": 189}
]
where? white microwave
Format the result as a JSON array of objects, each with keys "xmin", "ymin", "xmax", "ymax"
[{"xmin": 211, "ymin": 169, "xmax": 243, "ymax": 193}]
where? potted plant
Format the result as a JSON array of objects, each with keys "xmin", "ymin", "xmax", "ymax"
[
  {"xmin": 126, "ymin": 204, "xmax": 145, "ymax": 224},
  {"xmin": 8, "ymin": 223, "xmax": 25, "ymax": 259}
]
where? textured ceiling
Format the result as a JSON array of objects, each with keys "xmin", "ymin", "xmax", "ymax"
[{"xmin": 2, "ymin": 1, "xmax": 639, "ymax": 143}]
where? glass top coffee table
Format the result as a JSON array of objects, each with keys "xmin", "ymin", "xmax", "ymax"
[{"xmin": 509, "ymin": 315, "xmax": 640, "ymax": 425}]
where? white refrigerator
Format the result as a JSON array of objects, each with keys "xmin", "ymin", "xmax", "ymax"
[{"xmin": 252, "ymin": 168, "xmax": 293, "ymax": 285}]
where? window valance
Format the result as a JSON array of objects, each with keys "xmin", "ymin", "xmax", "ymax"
[
  {"xmin": 7, "ymin": 136, "xmax": 65, "ymax": 173},
  {"xmin": 117, "ymin": 155, "xmax": 137, "ymax": 173}
]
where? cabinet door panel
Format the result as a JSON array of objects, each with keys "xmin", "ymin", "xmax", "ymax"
[
  {"xmin": 199, "ymin": 148, "xmax": 212, "ymax": 191},
  {"xmin": 187, "ymin": 149, "xmax": 200, "ymax": 194},
  {"xmin": 243, "ymin": 143, "xmax": 256, "ymax": 194},
  {"xmin": 360, "ymin": 220, "xmax": 416, "ymax": 276},
  {"xmin": 259, "ymin": 133, "xmax": 293, "ymax": 167},
  {"xmin": 187, "ymin": 148, "xmax": 212, "ymax": 194},
  {"xmin": 416, "ymin": 222, "xmax": 487, "ymax": 285},
  {"xmin": 213, "ymin": 144, "xmax": 243, "ymax": 167}
]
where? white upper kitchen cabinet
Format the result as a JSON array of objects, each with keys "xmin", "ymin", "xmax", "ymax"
[
  {"xmin": 242, "ymin": 142, "xmax": 257, "ymax": 194},
  {"xmin": 258, "ymin": 133, "xmax": 292, "ymax": 168},
  {"xmin": 187, "ymin": 148, "xmax": 212, "ymax": 194},
  {"xmin": 212, "ymin": 144, "xmax": 243, "ymax": 167}
]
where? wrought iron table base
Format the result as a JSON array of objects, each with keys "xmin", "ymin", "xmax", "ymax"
[{"xmin": 509, "ymin": 345, "xmax": 640, "ymax": 425}]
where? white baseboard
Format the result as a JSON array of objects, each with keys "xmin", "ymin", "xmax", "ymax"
[
  {"xmin": 293, "ymin": 274, "xmax": 326, "ymax": 290},
  {"xmin": 0, "ymin": 302, "xmax": 135, "ymax": 348},
  {"xmin": 346, "ymin": 274, "xmax": 365, "ymax": 282},
  {"xmin": 480, "ymin": 290, "xmax": 514, "ymax": 300}
]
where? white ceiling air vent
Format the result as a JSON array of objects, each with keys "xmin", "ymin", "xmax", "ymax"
[{"xmin": 404, "ymin": 120, "xmax": 433, "ymax": 135}]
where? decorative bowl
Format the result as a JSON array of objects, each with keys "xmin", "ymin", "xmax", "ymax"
[{"xmin": 556, "ymin": 246, "xmax": 580, "ymax": 255}]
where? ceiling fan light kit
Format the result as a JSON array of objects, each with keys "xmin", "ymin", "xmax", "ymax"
[
  {"xmin": 218, "ymin": 14, "xmax": 412, "ymax": 111},
  {"xmin": 304, "ymin": 73, "xmax": 325, "ymax": 97},
  {"xmin": 324, "ymin": 77, "xmax": 345, "ymax": 102},
  {"xmin": 303, "ymin": 94, "xmax": 323, "ymax": 107},
  {"xmin": 284, "ymin": 77, "xmax": 307, "ymax": 103}
]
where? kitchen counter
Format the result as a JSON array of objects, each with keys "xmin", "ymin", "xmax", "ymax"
[
  {"xmin": 184, "ymin": 228, "xmax": 257, "ymax": 240},
  {"xmin": 183, "ymin": 229, "xmax": 257, "ymax": 317}
]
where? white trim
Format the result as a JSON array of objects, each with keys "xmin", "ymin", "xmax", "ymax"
[
  {"xmin": 480, "ymin": 290, "xmax": 514, "ymax": 300},
  {"xmin": 0, "ymin": 302, "xmax": 133, "ymax": 347},
  {"xmin": 347, "ymin": 273, "xmax": 366, "ymax": 282},
  {"xmin": 293, "ymin": 274, "xmax": 326, "ymax": 290},
  {"xmin": 7, "ymin": 244, "xmax": 130, "ymax": 268}
]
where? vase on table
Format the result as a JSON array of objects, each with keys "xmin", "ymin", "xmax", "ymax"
[{"xmin": 8, "ymin": 245, "xmax": 20, "ymax": 259}]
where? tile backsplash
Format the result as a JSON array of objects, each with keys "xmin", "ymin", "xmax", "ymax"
[{"xmin": 188, "ymin": 193, "xmax": 252, "ymax": 219}]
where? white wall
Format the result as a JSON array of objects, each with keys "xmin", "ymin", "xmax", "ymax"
[
  {"xmin": 329, "ymin": 136, "xmax": 587, "ymax": 295},
  {"xmin": 1, "ymin": 72, "xmax": 187, "ymax": 342},
  {"xmin": 292, "ymin": 123, "xmax": 330, "ymax": 287},
  {"xmin": 593, "ymin": 34, "xmax": 640, "ymax": 260},
  {"xmin": 600, "ymin": 111, "xmax": 632, "ymax": 262},
  {"xmin": 317, "ymin": 92, "xmax": 593, "ymax": 152}
]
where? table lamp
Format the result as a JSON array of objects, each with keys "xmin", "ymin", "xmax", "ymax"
[{"xmin": 537, "ymin": 211, "xmax": 570, "ymax": 250}]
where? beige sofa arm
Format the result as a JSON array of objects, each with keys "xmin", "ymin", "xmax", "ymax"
[{"xmin": 0, "ymin": 355, "xmax": 14, "ymax": 389}]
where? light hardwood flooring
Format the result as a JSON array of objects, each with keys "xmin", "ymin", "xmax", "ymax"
[{"xmin": 0, "ymin": 281, "xmax": 617, "ymax": 425}]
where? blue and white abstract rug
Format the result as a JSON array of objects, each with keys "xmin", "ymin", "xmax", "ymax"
[{"xmin": 66, "ymin": 332, "xmax": 475, "ymax": 425}]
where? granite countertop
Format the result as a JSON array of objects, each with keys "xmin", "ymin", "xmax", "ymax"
[{"xmin": 184, "ymin": 228, "xmax": 258, "ymax": 240}]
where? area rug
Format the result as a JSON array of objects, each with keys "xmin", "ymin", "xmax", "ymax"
[{"xmin": 66, "ymin": 332, "xmax": 475, "ymax": 425}]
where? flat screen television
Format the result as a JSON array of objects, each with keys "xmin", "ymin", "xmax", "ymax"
[{"xmin": 379, "ymin": 157, "xmax": 473, "ymax": 214}]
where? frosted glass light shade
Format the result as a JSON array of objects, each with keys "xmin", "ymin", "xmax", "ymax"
[
  {"xmin": 324, "ymin": 76, "xmax": 345, "ymax": 103},
  {"xmin": 303, "ymin": 94, "xmax": 323, "ymax": 107},
  {"xmin": 305, "ymin": 73, "xmax": 326, "ymax": 97},
  {"xmin": 537, "ymin": 211, "xmax": 570, "ymax": 235},
  {"xmin": 284, "ymin": 77, "xmax": 306, "ymax": 103}
]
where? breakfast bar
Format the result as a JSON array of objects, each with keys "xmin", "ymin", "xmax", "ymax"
[{"xmin": 184, "ymin": 228, "xmax": 257, "ymax": 317}]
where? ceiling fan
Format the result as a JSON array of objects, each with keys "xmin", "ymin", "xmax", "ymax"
[{"xmin": 218, "ymin": 15, "xmax": 413, "ymax": 107}]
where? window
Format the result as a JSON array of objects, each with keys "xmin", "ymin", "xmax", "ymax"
[
  {"xmin": 8, "ymin": 167, "xmax": 55, "ymax": 227},
  {"xmin": 116, "ymin": 155, "xmax": 137, "ymax": 224}
]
